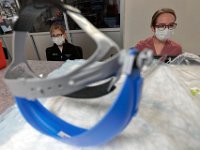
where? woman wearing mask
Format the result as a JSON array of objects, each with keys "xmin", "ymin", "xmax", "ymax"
[
  {"xmin": 46, "ymin": 23, "xmax": 83, "ymax": 61},
  {"xmin": 135, "ymin": 8, "xmax": 182, "ymax": 56}
]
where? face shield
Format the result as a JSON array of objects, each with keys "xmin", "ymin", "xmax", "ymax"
[{"xmin": 3, "ymin": 0, "xmax": 153, "ymax": 146}]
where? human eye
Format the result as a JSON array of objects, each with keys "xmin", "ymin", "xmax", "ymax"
[
  {"xmin": 51, "ymin": 34, "xmax": 62, "ymax": 37},
  {"xmin": 156, "ymin": 24, "xmax": 166, "ymax": 31},
  {"xmin": 168, "ymin": 23, "xmax": 177, "ymax": 30},
  {"xmin": 57, "ymin": 34, "xmax": 63, "ymax": 37}
]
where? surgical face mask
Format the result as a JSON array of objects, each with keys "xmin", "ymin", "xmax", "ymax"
[
  {"xmin": 52, "ymin": 35, "xmax": 65, "ymax": 46},
  {"xmin": 155, "ymin": 28, "xmax": 174, "ymax": 41}
]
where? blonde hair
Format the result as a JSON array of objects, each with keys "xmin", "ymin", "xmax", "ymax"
[{"xmin": 50, "ymin": 23, "xmax": 66, "ymax": 36}]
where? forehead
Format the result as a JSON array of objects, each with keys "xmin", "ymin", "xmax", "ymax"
[
  {"xmin": 156, "ymin": 13, "xmax": 176, "ymax": 24},
  {"xmin": 51, "ymin": 29, "xmax": 63, "ymax": 35}
]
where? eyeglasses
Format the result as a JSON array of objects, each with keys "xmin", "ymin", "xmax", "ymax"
[
  {"xmin": 51, "ymin": 34, "xmax": 63, "ymax": 37},
  {"xmin": 155, "ymin": 23, "xmax": 177, "ymax": 31}
]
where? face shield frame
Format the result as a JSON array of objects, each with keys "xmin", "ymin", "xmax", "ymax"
[{"xmin": 4, "ymin": 0, "xmax": 153, "ymax": 146}]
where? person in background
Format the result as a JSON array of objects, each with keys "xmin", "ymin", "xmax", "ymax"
[
  {"xmin": 0, "ymin": 16, "xmax": 12, "ymax": 34},
  {"xmin": 46, "ymin": 23, "xmax": 83, "ymax": 61},
  {"xmin": 135, "ymin": 8, "xmax": 182, "ymax": 57},
  {"xmin": 0, "ymin": 16, "xmax": 3, "ymax": 35},
  {"xmin": 0, "ymin": 16, "xmax": 9, "ymax": 59},
  {"xmin": 0, "ymin": 16, "xmax": 3, "ymax": 23}
]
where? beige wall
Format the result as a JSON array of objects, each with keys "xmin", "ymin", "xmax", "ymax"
[
  {"xmin": 0, "ymin": 30, "xmax": 121, "ymax": 61},
  {"xmin": 123, "ymin": 0, "xmax": 200, "ymax": 55},
  {"xmin": 0, "ymin": 34, "xmax": 39, "ymax": 60}
]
